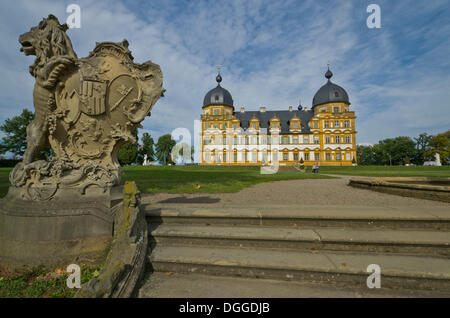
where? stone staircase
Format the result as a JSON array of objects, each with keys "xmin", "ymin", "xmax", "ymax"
[{"xmin": 144, "ymin": 204, "xmax": 450, "ymax": 295}]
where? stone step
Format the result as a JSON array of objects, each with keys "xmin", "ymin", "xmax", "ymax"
[
  {"xmin": 145, "ymin": 204, "xmax": 450, "ymax": 230},
  {"xmin": 138, "ymin": 272, "xmax": 450, "ymax": 298},
  {"xmin": 149, "ymin": 224, "xmax": 450, "ymax": 257},
  {"xmin": 149, "ymin": 245, "xmax": 450, "ymax": 292}
]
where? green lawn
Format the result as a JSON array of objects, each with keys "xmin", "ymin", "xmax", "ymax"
[
  {"xmin": 122, "ymin": 165, "xmax": 329, "ymax": 194},
  {"xmin": 319, "ymin": 165, "xmax": 450, "ymax": 177},
  {"xmin": 0, "ymin": 165, "xmax": 448, "ymax": 198}
]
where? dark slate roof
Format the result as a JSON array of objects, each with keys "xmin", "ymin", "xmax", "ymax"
[
  {"xmin": 312, "ymin": 68, "xmax": 350, "ymax": 107},
  {"xmin": 203, "ymin": 74, "xmax": 234, "ymax": 108},
  {"xmin": 233, "ymin": 110, "xmax": 315, "ymax": 134}
]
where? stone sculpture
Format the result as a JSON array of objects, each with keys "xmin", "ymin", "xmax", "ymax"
[
  {"xmin": 11, "ymin": 14, "xmax": 164, "ymax": 201},
  {"xmin": 0, "ymin": 14, "xmax": 163, "ymax": 270}
]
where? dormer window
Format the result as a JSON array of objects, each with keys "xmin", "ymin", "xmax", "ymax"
[
  {"xmin": 334, "ymin": 92, "xmax": 339, "ymax": 97},
  {"xmin": 215, "ymin": 95, "xmax": 220, "ymax": 101},
  {"xmin": 213, "ymin": 108, "xmax": 220, "ymax": 115}
]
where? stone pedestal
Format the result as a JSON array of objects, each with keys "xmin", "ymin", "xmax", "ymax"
[{"xmin": 0, "ymin": 185, "xmax": 123, "ymax": 270}]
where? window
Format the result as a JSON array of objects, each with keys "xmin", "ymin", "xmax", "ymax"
[
  {"xmin": 324, "ymin": 121, "xmax": 329, "ymax": 128},
  {"xmin": 305, "ymin": 153, "xmax": 309, "ymax": 161},
  {"xmin": 205, "ymin": 123, "xmax": 210, "ymax": 129},
  {"xmin": 334, "ymin": 92, "xmax": 339, "ymax": 97},
  {"xmin": 233, "ymin": 124, "xmax": 237, "ymax": 129},
  {"xmin": 294, "ymin": 153, "xmax": 299, "ymax": 161},
  {"xmin": 263, "ymin": 153, "xmax": 267, "ymax": 162},
  {"xmin": 273, "ymin": 153, "xmax": 278, "ymax": 161},
  {"xmin": 252, "ymin": 153, "xmax": 257, "ymax": 162},
  {"xmin": 214, "ymin": 123, "xmax": 219, "ymax": 129},
  {"xmin": 334, "ymin": 107, "xmax": 339, "ymax": 113},
  {"xmin": 283, "ymin": 136, "xmax": 289, "ymax": 144},
  {"xmin": 326, "ymin": 153, "xmax": 331, "ymax": 161},
  {"xmin": 314, "ymin": 136, "xmax": 320, "ymax": 144},
  {"xmin": 325, "ymin": 136, "xmax": 330, "ymax": 144},
  {"xmin": 233, "ymin": 136, "xmax": 238, "ymax": 145},
  {"xmin": 293, "ymin": 136, "xmax": 298, "ymax": 144},
  {"xmin": 273, "ymin": 123, "xmax": 277, "ymax": 129},
  {"xmin": 215, "ymin": 95, "xmax": 220, "ymax": 101},
  {"xmin": 223, "ymin": 123, "xmax": 227, "ymax": 129},
  {"xmin": 345, "ymin": 136, "xmax": 351, "ymax": 144},
  {"xmin": 344, "ymin": 120, "xmax": 350, "ymax": 128},
  {"xmin": 283, "ymin": 153, "xmax": 288, "ymax": 161},
  {"xmin": 334, "ymin": 120, "xmax": 339, "ymax": 128},
  {"xmin": 335, "ymin": 136, "xmax": 340, "ymax": 144},
  {"xmin": 315, "ymin": 153, "xmax": 320, "ymax": 161},
  {"xmin": 223, "ymin": 154, "xmax": 227, "ymax": 162},
  {"xmin": 213, "ymin": 108, "xmax": 220, "ymax": 115},
  {"xmin": 346, "ymin": 153, "xmax": 351, "ymax": 161},
  {"xmin": 243, "ymin": 153, "xmax": 247, "ymax": 161},
  {"xmin": 253, "ymin": 123, "xmax": 257, "ymax": 129},
  {"xmin": 223, "ymin": 137, "xmax": 227, "ymax": 145},
  {"xmin": 292, "ymin": 123, "xmax": 298, "ymax": 128},
  {"xmin": 314, "ymin": 122, "xmax": 319, "ymax": 128},
  {"xmin": 304, "ymin": 136, "xmax": 309, "ymax": 144},
  {"xmin": 234, "ymin": 153, "xmax": 238, "ymax": 162},
  {"xmin": 336, "ymin": 153, "xmax": 341, "ymax": 161}
]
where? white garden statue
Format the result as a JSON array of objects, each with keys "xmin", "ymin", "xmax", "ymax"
[{"xmin": 143, "ymin": 154, "xmax": 149, "ymax": 166}]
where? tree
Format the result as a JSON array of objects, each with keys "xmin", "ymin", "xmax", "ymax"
[
  {"xmin": 0, "ymin": 109, "xmax": 51, "ymax": 160},
  {"xmin": 118, "ymin": 128, "xmax": 139, "ymax": 165},
  {"xmin": 427, "ymin": 130, "xmax": 450, "ymax": 165},
  {"xmin": 155, "ymin": 134, "xmax": 176, "ymax": 165},
  {"xmin": 136, "ymin": 132, "xmax": 155, "ymax": 164},
  {"xmin": 356, "ymin": 145, "xmax": 376, "ymax": 165},
  {"xmin": 414, "ymin": 133, "xmax": 433, "ymax": 165},
  {"xmin": 377, "ymin": 137, "xmax": 416, "ymax": 165}
]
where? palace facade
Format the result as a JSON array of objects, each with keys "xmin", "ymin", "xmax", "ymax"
[{"xmin": 200, "ymin": 67, "xmax": 357, "ymax": 166}]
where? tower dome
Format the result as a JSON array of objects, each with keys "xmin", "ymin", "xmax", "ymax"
[
  {"xmin": 312, "ymin": 66, "xmax": 350, "ymax": 107},
  {"xmin": 203, "ymin": 72, "xmax": 234, "ymax": 108}
]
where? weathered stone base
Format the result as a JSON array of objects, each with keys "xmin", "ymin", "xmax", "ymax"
[
  {"xmin": 349, "ymin": 177, "xmax": 450, "ymax": 203},
  {"xmin": 0, "ymin": 185, "xmax": 123, "ymax": 271}
]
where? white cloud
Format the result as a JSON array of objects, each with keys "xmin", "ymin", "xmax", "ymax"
[{"xmin": 0, "ymin": 0, "xmax": 448, "ymax": 147}]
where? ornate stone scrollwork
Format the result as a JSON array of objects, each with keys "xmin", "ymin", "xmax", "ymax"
[{"xmin": 13, "ymin": 14, "xmax": 164, "ymax": 201}]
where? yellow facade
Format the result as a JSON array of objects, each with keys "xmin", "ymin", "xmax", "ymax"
[{"xmin": 200, "ymin": 102, "xmax": 356, "ymax": 166}]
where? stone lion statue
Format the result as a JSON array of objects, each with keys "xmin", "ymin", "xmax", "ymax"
[{"xmin": 11, "ymin": 14, "xmax": 164, "ymax": 201}]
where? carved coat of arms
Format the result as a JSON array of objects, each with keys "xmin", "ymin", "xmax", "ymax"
[{"xmin": 11, "ymin": 15, "xmax": 165, "ymax": 201}]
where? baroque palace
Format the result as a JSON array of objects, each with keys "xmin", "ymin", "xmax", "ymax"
[{"xmin": 200, "ymin": 66, "xmax": 357, "ymax": 166}]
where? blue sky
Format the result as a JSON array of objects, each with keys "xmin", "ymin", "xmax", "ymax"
[{"xmin": 0, "ymin": 0, "xmax": 449, "ymax": 147}]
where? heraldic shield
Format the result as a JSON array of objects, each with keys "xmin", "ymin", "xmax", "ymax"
[{"xmin": 78, "ymin": 78, "xmax": 107, "ymax": 116}]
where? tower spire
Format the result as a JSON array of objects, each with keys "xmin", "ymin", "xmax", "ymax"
[
  {"xmin": 216, "ymin": 64, "xmax": 222, "ymax": 85},
  {"xmin": 325, "ymin": 61, "xmax": 333, "ymax": 81}
]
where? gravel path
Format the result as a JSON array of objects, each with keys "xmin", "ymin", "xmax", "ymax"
[{"xmin": 141, "ymin": 175, "xmax": 450, "ymax": 208}]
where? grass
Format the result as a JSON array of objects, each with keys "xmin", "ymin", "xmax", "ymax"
[
  {"xmin": 0, "ymin": 165, "xmax": 448, "ymax": 198},
  {"xmin": 122, "ymin": 165, "xmax": 329, "ymax": 194},
  {"xmin": 0, "ymin": 264, "xmax": 101, "ymax": 298},
  {"xmin": 319, "ymin": 165, "xmax": 450, "ymax": 178}
]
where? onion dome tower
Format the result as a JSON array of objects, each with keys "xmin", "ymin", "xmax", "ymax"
[{"xmin": 312, "ymin": 65, "xmax": 350, "ymax": 108}]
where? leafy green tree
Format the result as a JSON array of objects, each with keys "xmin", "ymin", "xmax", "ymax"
[
  {"xmin": 377, "ymin": 137, "xmax": 416, "ymax": 165},
  {"xmin": 0, "ymin": 109, "xmax": 51, "ymax": 160},
  {"xmin": 356, "ymin": 145, "xmax": 376, "ymax": 165},
  {"xmin": 136, "ymin": 132, "xmax": 155, "ymax": 164},
  {"xmin": 155, "ymin": 134, "xmax": 176, "ymax": 165},
  {"xmin": 414, "ymin": 133, "xmax": 433, "ymax": 165},
  {"xmin": 118, "ymin": 128, "xmax": 139, "ymax": 166},
  {"xmin": 426, "ymin": 130, "xmax": 450, "ymax": 165}
]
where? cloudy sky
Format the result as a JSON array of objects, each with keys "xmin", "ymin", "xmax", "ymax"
[{"xmin": 0, "ymin": 0, "xmax": 449, "ymax": 147}]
